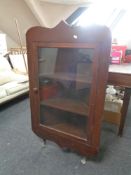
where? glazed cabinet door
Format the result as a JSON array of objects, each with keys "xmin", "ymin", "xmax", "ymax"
[
  {"xmin": 26, "ymin": 23, "xmax": 111, "ymax": 156},
  {"xmin": 38, "ymin": 46, "xmax": 97, "ymax": 141}
]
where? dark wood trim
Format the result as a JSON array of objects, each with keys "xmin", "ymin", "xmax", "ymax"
[
  {"xmin": 108, "ymin": 72, "xmax": 131, "ymax": 87},
  {"xmin": 118, "ymin": 88, "xmax": 131, "ymax": 136}
]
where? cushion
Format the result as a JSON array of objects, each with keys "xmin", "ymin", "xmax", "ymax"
[
  {"xmin": 11, "ymin": 73, "xmax": 29, "ymax": 83},
  {"xmin": 0, "ymin": 68, "xmax": 28, "ymax": 85},
  {"xmin": 0, "ymin": 86, "xmax": 7, "ymax": 99},
  {"xmin": 9, "ymin": 54, "xmax": 28, "ymax": 73},
  {"xmin": 2, "ymin": 81, "xmax": 29, "ymax": 95},
  {"xmin": 0, "ymin": 70, "xmax": 13, "ymax": 85},
  {"xmin": 0, "ymin": 88, "xmax": 29, "ymax": 104}
]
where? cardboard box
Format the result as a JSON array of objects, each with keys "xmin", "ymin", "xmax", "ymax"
[{"xmin": 103, "ymin": 101, "xmax": 122, "ymax": 126}]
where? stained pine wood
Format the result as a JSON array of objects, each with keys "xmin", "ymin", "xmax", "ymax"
[{"xmin": 26, "ymin": 22, "xmax": 111, "ymax": 156}]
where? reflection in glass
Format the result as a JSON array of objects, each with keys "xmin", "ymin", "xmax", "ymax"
[{"xmin": 38, "ymin": 48, "xmax": 94, "ymax": 139}]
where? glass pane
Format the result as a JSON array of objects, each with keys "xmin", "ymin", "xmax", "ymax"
[{"xmin": 38, "ymin": 48, "xmax": 94, "ymax": 139}]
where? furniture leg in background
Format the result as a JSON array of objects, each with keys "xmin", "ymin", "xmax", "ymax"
[
  {"xmin": 108, "ymin": 65, "xmax": 131, "ymax": 136},
  {"xmin": 118, "ymin": 88, "xmax": 131, "ymax": 136}
]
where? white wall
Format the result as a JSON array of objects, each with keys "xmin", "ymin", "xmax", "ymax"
[
  {"xmin": 0, "ymin": 30, "xmax": 19, "ymax": 50},
  {"xmin": 6, "ymin": 35, "xmax": 19, "ymax": 50},
  {"xmin": 0, "ymin": 0, "xmax": 39, "ymax": 46},
  {"xmin": 25, "ymin": 0, "xmax": 80, "ymax": 28}
]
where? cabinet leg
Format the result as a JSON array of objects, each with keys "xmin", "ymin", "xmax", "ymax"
[
  {"xmin": 42, "ymin": 139, "xmax": 46, "ymax": 147},
  {"xmin": 81, "ymin": 157, "xmax": 87, "ymax": 164},
  {"xmin": 62, "ymin": 147, "xmax": 70, "ymax": 153},
  {"xmin": 118, "ymin": 88, "xmax": 131, "ymax": 136}
]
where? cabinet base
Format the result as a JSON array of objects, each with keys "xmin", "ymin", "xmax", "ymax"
[{"xmin": 32, "ymin": 126, "xmax": 99, "ymax": 157}]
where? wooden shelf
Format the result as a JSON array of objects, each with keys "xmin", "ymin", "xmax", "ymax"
[
  {"xmin": 39, "ymin": 73, "xmax": 91, "ymax": 84},
  {"xmin": 41, "ymin": 98, "xmax": 122, "ymax": 118},
  {"xmin": 45, "ymin": 122, "xmax": 86, "ymax": 139},
  {"xmin": 41, "ymin": 98, "xmax": 89, "ymax": 116}
]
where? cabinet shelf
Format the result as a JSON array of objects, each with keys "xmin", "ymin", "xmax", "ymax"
[
  {"xmin": 41, "ymin": 99, "xmax": 121, "ymax": 119},
  {"xmin": 39, "ymin": 73, "xmax": 91, "ymax": 84},
  {"xmin": 40, "ymin": 106, "xmax": 87, "ymax": 139},
  {"xmin": 41, "ymin": 98, "xmax": 89, "ymax": 116},
  {"xmin": 45, "ymin": 122, "xmax": 87, "ymax": 139}
]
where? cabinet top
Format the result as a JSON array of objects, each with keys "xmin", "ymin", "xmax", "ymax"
[{"xmin": 26, "ymin": 21, "xmax": 111, "ymax": 45}]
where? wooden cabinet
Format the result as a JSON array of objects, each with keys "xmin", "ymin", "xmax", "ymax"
[{"xmin": 26, "ymin": 22, "xmax": 111, "ymax": 156}]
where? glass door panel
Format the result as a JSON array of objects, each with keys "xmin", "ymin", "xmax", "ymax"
[{"xmin": 38, "ymin": 48, "xmax": 94, "ymax": 139}]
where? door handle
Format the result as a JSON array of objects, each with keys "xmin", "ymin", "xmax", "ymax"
[{"xmin": 33, "ymin": 87, "xmax": 38, "ymax": 93}]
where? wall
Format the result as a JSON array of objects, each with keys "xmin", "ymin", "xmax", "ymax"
[
  {"xmin": 0, "ymin": 30, "xmax": 19, "ymax": 51},
  {"xmin": 6, "ymin": 35, "xmax": 19, "ymax": 50},
  {"xmin": 0, "ymin": 0, "xmax": 39, "ymax": 46}
]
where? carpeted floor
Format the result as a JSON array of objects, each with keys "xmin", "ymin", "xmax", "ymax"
[{"xmin": 0, "ymin": 96, "xmax": 131, "ymax": 175}]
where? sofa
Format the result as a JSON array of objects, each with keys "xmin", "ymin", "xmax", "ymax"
[{"xmin": 0, "ymin": 55, "xmax": 29, "ymax": 104}]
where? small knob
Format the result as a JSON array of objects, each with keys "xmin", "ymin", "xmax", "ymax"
[{"xmin": 33, "ymin": 87, "xmax": 38, "ymax": 93}]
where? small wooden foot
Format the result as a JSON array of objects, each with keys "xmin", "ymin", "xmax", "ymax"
[
  {"xmin": 81, "ymin": 157, "xmax": 87, "ymax": 164},
  {"xmin": 42, "ymin": 139, "xmax": 46, "ymax": 148}
]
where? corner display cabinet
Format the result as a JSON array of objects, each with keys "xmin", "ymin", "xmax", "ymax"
[{"xmin": 26, "ymin": 22, "xmax": 111, "ymax": 156}]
